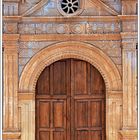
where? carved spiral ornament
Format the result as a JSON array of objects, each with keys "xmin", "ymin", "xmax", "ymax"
[{"xmin": 61, "ymin": 0, "xmax": 79, "ymax": 14}]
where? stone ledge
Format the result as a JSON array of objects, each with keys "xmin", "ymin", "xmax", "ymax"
[
  {"xmin": 3, "ymin": 15, "xmax": 137, "ymax": 23},
  {"xmin": 19, "ymin": 34, "xmax": 121, "ymax": 41},
  {"xmin": 3, "ymin": 0, "xmax": 20, "ymax": 2},
  {"xmin": 3, "ymin": 132, "xmax": 21, "ymax": 139}
]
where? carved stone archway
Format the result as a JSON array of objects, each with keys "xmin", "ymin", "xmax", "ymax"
[{"xmin": 18, "ymin": 41, "xmax": 122, "ymax": 140}]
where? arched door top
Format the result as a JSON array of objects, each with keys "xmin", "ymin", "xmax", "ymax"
[{"xmin": 19, "ymin": 41, "xmax": 122, "ymax": 93}]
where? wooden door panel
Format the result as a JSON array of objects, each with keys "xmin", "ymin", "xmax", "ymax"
[
  {"xmin": 38, "ymin": 101, "xmax": 50, "ymax": 128},
  {"xmin": 90, "ymin": 101, "xmax": 102, "ymax": 127},
  {"xmin": 36, "ymin": 99, "xmax": 67, "ymax": 140},
  {"xmin": 91, "ymin": 131, "xmax": 102, "ymax": 140},
  {"xmin": 76, "ymin": 131, "xmax": 89, "ymax": 140},
  {"xmin": 53, "ymin": 101, "xmax": 65, "ymax": 128},
  {"xmin": 90, "ymin": 66, "xmax": 105, "ymax": 95},
  {"xmin": 39, "ymin": 131, "xmax": 50, "ymax": 140},
  {"xmin": 53, "ymin": 131, "xmax": 65, "ymax": 140},
  {"xmin": 75, "ymin": 101, "xmax": 88, "ymax": 128},
  {"xmin": 73, "ymin": 99, "xmax": 104, "ymax": 139},
  {"xmin": 52, "ymin": 61, "xmax": 67, "ymax": 95},
  {"xmin": 36, "ymin": 59, "xmax": 105, "ymax": 140},
  {"xmin": 72, "ymin": 60, "xmax": 88, "ymax": 95},
  {"xmin": 36, "ymin": 67, "xmax": 50, "ymax": 95}
]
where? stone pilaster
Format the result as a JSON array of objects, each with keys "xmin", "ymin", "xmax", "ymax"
[
  {"xmin": 122, "ymin": 0, "xmax": 137, "ymax": 15},
  {"xmin": 3, "ymin": 34, "xmax": 20, "ymax": 139},
  {"xmin": 18, "ymin": 92, "xmax": 35, "ymax": 140},
  {"xmin": 120, "ymin": 32, "xmax": 138, "ymax": 140},
  {"xmin": 106, "ymin": 91, "xmax": 123, "ymax": 140}
]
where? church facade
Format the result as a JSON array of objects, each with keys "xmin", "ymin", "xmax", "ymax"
[{"xmin": 2, "ymin": 0, "xmax": 138, "ymax": 140}]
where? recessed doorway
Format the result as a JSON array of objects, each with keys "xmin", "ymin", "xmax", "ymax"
[{"xmin": 35, "ymin": 58, "xmax": 106, "ymax": 140}]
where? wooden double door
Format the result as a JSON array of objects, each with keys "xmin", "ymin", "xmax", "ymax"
[{"xmin": 36, "ymin": 59, "xmax": 106, "ymax": 140}]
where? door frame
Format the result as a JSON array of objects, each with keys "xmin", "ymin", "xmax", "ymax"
[{"xmin": 18, "ymin": 41, "xmax": 122, "ymax": 140}]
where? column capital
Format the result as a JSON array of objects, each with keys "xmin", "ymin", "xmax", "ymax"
[
  {"xmin": 3, "ymin": 132, "xmax": 21, "ymax": 139},
  {"xmin": 106, "ymin": 90, "xmax": 123, "ymax": 100},
  {"xmin": 3, "ymin": 34, "xmax": 20, "ymax": 52},
  {"xmin": 119, "ymin": 129, "xmax": 138, "ymax": 140},
  {"xmin": 3, "ymin": 34, "xmax": 20, "ymax": 42},
  {"xmin": 18, "ymin": 92, "xmax": 35, "ymax": 101},
  {"xmin": 121, "ymin": 32, "xmax": 137, "ymax": 50},
  {"xmin": 121, "ymin": 32, "xmax": 137, "ymax": 40}
]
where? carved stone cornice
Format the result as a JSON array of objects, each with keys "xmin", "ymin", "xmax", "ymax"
[
  {"xmin": 118, "ymin": 15, "xmax": 137, "ymax": 21},
  {"xmin": 121, "ymin": 0, "xmax": 137, "ymax": 1},
  {"xmin": 3, "ymin": 0, "xmax": 20, "ymax": 2},
  {"xmin": 3, "ymin": 15, "xmax": 137, "ymax": 23},
  {"xmin": 3, "ymin": 16, "xmax": 120, "ymax": 22}
]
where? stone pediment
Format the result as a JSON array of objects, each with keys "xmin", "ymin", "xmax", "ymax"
[{"xmin": 20, "ymin": 0, "xmax": 120, "ymax": 17}]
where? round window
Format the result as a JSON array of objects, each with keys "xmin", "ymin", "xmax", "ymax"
[
  {"xmin": 61, "ymin": 0, "xmax": 79, "ymax": 14},
  {"xmin": 57, "ymin": 0, "xmax": 84, "ymax": 16}
]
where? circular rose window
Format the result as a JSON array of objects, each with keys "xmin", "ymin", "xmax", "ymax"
[
  {"xmin": 57, "ymin": 0, "xmax": 84, "ymax": 16},
  {"xmin": 61, "ymin": 0, "xmax": 79, "ymax": 14}
]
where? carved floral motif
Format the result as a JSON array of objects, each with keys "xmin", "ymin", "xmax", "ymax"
[{"xmin": 18, "ymin": 22, "xmax": 121, "ymax": 34}]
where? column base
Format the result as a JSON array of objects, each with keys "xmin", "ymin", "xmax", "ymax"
[{"xmin": 119, "ymin": 129, "xmax": 138, "ymax": 140}]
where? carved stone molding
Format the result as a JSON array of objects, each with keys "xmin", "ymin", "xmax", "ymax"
[{"xmin": 3, "ymin": 15, "xmax": 137, "ymax": 23}]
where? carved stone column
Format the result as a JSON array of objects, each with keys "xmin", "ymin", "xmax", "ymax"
[
  {"xmin": 119, "ymin": 33, "xmax": 138, "ymax": 140},
  {"xmin": 3, "ymin": 34, "xmax": 21, "ymax": 139}
]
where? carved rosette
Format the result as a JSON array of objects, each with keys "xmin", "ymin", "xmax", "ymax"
[{"xmin": 57, "ymin": 0, "xmax": 85, "ymax": 16}]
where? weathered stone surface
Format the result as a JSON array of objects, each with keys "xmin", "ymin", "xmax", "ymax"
[{"xmin": 2, "ymin": 0, "xmax": 138, "ymax": 140}]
